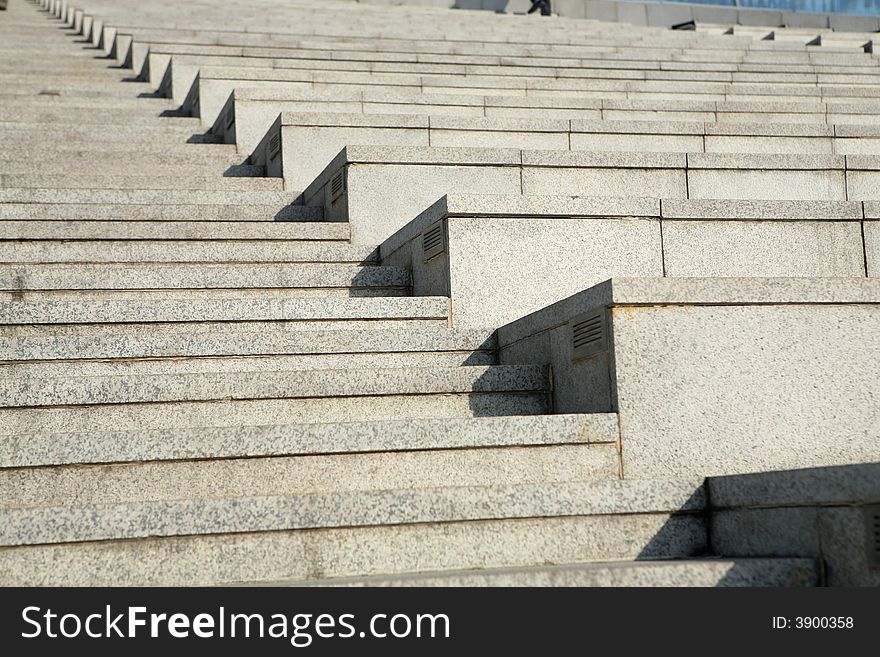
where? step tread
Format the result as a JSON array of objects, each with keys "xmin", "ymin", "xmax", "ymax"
[
  {"xmin": 0, "ymin": 413, "xmax": 615, "ymax": 467},
  {"xmin": 267, "ymin": 558, "xmax": 819, "ymax": 587},
  {"xmin": 0, "ymin": 364, "xmax": 549, "ymax": 408},
  {"xmin": 0, "ymin": 478, "xmax": 705, "ymax": 547}
]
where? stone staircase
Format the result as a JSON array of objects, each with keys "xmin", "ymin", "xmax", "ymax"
[{"xmin": 0, "ymin": 0, "xmax": 876, "ymax": 586}]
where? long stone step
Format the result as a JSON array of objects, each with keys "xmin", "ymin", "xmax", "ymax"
[
  {"xmin": 0, "ymin": 107, "xmax": 201, "ymax": 126},
  {"xmin": 0, "ymin": 262, "xmax": 409, "ymax": 291},
  {"xmin": 0, "ymin": 203, "xmax": 311, "ymax": 221},
  {"xmin": 0, "ymin": 412, "xmax": 612, "ymax": 468},
  {"xmin": 0, "ymin": 295, "xmax": 448, "ymax": 325},
  {"xmin": 0, "ymin": 322, "xmax": 490, "ymax": 361},
  {"xmin": 272, "ymin": 558, "xmax": 820, "ymax": 587},
  {"xmin": 0, "ymin": 220, "xmax": 339, "ymax": 240},
  {"xmin": 0, "ymin": 188, "xmax": 290, "ymax": 205},
  {"xmin": 0, "ymin": 240, "xmax": 373, "ymax": 263},
  {"xmin": 0, "ymin": 173, "xmax": 284, "ymax": 191},
  {"xmin": 1, "ymin": 443, "xmax": 619, "ymax": 510},
  {"xmin": 0, "ymin": 364, "xmax": 545, "ymax": 408},
  {"xmin": 0, "ymin": 477, "xmax": 701, "ymax": 546},
  {"xmin": 0, "ymin": 160, "xmax": 266, "ymax": 178},
  {"xmin": 0, "ymin": 478, "xmax": 705, "ymax": 585},
  {"xmin": 1, "ymin": 344, "xmax": 492, "ymax": 375},
  {"xmin": 0, "ymin": 383, "xmax": 548, "ymax": 436},
  {"xmin": 0, "ymin": 145, "xmax": 244, "ymax": 163}
]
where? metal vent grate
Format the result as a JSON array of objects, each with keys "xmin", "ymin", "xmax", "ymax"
[
  {"xmin": 570, "ymin": 309, "xmax": 608, "ymax": 362},
  {"xmin": 267, "ymin": 133, "xmax": 281, "ymax": 161},
  {"xmin": 330, "ymin": 170, "xmax": 346, "ymax": 201},
  {"xmin": 867, "ymin": 505, "xmax": 880, "ymax": 570},
  {"xmin": 422, "ymin": 221, "xmax": 446, "ymax": 262}
]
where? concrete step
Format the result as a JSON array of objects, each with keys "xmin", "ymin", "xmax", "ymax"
[
  {"xmin": 0, "ymin": 144, "xmax": 243, "ymax": 163},
  {"xmin": 0, "ymin": 412, "xmax": 612, "ymax": 468},
  {"xmin": 0, "ymin": 203, "xmax": 313, "ymax": 221},
  {"xmin": 0, "ymin": 262, "xmax": 410, "ymax": 291},
  {"xmin": 0, "ymin": 343, "xmax": 492, "ymax": 374},
  {"xmin": 0, "ymin": 240, "xmax": 373, "ymax": 264},
  {"xmin": 0, "ymin": 382, "xmax": 549, "ymax": 439},
  {"xmin": 0, "ymin": 294, "xmax": 448, "ymax": 325},
  {"xmin": 0, "ymin": 121, "xmax": 220, "ymax": 141},
  {"xmin": 0, "ymin": 173, "xmax": 284, "ymax": 191},
  {"xmin": 0, "ymin": 364, "xmax": 546, "ymax": 409},
  {"xmin": 0, "ymin": 160, "xmax": 266, "ymax": 177},
  {"xmin": 0, "ymin": 324, "xmax": 491, "ymax": 364},
  {"xmin": 1, "ymin": 443, "xmax": 620, "ymax": 509},
  {"xmin": 0, "ymin": 107, "xmax": 200, "ymax": 126},
  {"xmin": 0, "ymin": 478, "xmax": 705, "ymax": 585},
  {"xmin": 0, "ymin": 220, "xmax": 337, "ymax": 240},
  {"xmin": 0, "ymin": 139, "xmax": 236, "ymax": 156},
  {"xmin": 272, "ymin": 558, "xmax": 820, "ymax": 587},
  {"xmin": 0, "ymin": 188, "xmax": 291, "ymax": 205},
  {"xmin": 0, "ymin": 94, "xmax": 177, "ymax": 111},
  {"xmin": 0, "ymin": 477, "xmax": 701, "ymax": 546}
]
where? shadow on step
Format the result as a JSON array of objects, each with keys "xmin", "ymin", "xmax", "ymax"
[{"xmin": 638, "ymin": 462, "xmax": 880, "ymax": 586}]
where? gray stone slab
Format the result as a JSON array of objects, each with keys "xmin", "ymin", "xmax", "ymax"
[
  {"xmin": 0, "ymin": 478, "xmax": 704, "ymax": 546},
  {"xmin": 280, "ymin": 558, "xmax": 819, "ymax": 587},
  {"xmin": 0, "ymin": 513, "xmax": 705, "ymax": 586},
  {"xmin": 0, "ymin": 263, "xmax": 408, "ymax": 291},
  {"xmin": 0, "ymin": 221, "xmax": 347, "ymax": 241},
  {"xmin": 0, "ymin": 364, "xmax": 547, "ymax": 408},
  {"xmin": 0, "ymin": 412, "xmax": 614, "ymax": 468},
  {"xmin": 2, "ymin": 443, "xmax": 619, "ymax": 509},
  {"xmin": 0, "ymin": 296, "xmax": 449, "ymax": 326}
]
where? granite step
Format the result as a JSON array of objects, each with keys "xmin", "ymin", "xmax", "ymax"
[
  {"xmin": 0, "ymin": 294, "xmax": 448, "ymax": 326},
  {"xmin": 0, "ymin": 240, "xmax": 373, "ymax": 264},
  {"xmin": 0, "ymin": 476, "xmax": 705, "ymax": 585},
  {"xmin": 0, "ymin": 477, "xmax": 702, "ymax": 547},
  {"xmin": 0, "ymin": 220, "xmax": 338, "ymax": 240},
  {"xmin": 0, "ymin": 364, "xmax": 546, "ymax": 409},
  {"xmin": 0, "ymin": 262, "xmax": 409, "ymax": 292},
  {"xmin": 0, "ymin": 412, "xmax": 611, "ymax": 468},
  {"xmin": 0, "ymin": 379, "xmax": 550, "ymax": 439},
  {"xmin": 0, "ymin": 203, "xmax": 312, "ymax": 221},
  {"xmin": 0, "ymin": 443, "xmax": 619, "ymax": 510},
  {"xmin": 0, "ymin": 324, "xmax": 492, "ymax": 367},
  {"xmin": 271, "ymin": 558, "xmax": 819, "ymax": 587},
  {"xmin": 0, "ymin": 173, "xmax": 284, "ymax": 191}
]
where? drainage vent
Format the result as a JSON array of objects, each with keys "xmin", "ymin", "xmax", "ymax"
[
  {"xmin": 571, "ymin": 309, "xmax": 608, "ymax": 362},
  {"xmin": 330, "ymin": 170, "xmax": 346, "ymax": 201},
  {"xmin": 422, "ymin": 221, "xmax": 446, "ymax": 262},
  {"xmin": 267, "ymin": 133, "xmax": 281, "ymax": 161},
  {"xmin": 867, "ymin": 505, "xmax": 880, "ymax": 570}
]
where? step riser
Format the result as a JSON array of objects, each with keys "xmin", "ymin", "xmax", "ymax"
[
  {"xmin": 0, "ymin": 243, "xmax": 375, "ymax": 264},
  {"xmin": 0, "ymin": 297, "xmax": 447, "ymax": 325},
  {"xmin": 0, "ymin": 514, "xmax": 705, "ymax": 586},
  {"xmin": 0, "ymin": 327, "xmax": 492, "ymax": 362},
  {"xmin": 0, "ymin": 478, "xmax": 700, "ymax": 546},
  {"xmin": 287, "ymin": 559, "xmax": 820, "ymax": 587},
  {"xmin": 1, "ymin": 444, "xmax": 618, "ymax": 509},
  {"xmin": 0, "ymin": 175, "xmax": 283, "ymax": 192},
  {"xmin": 0, "ymin": 393, "xmax": 550, "ymax": 436},
  {"xmin": 0, "ymin": 264, "xmax": 410, "ymax": 291},
  {"xmin": 0, "ymin": 365, "xmax": 547, "ymax": 408},
  {"xmin": 0, "ymin": 414, "xmax": 613, "ymax": 468},
  {"xmin": 1, "ymin": 351, "xmax": 495, "ymax": 377},
  {"xmin": 0, "ymin": 222, "xmax": 344, "ymax": 240},
  {"xmin": 0, "ymin": 205, "xmax": 313, "ymax": 221}
]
